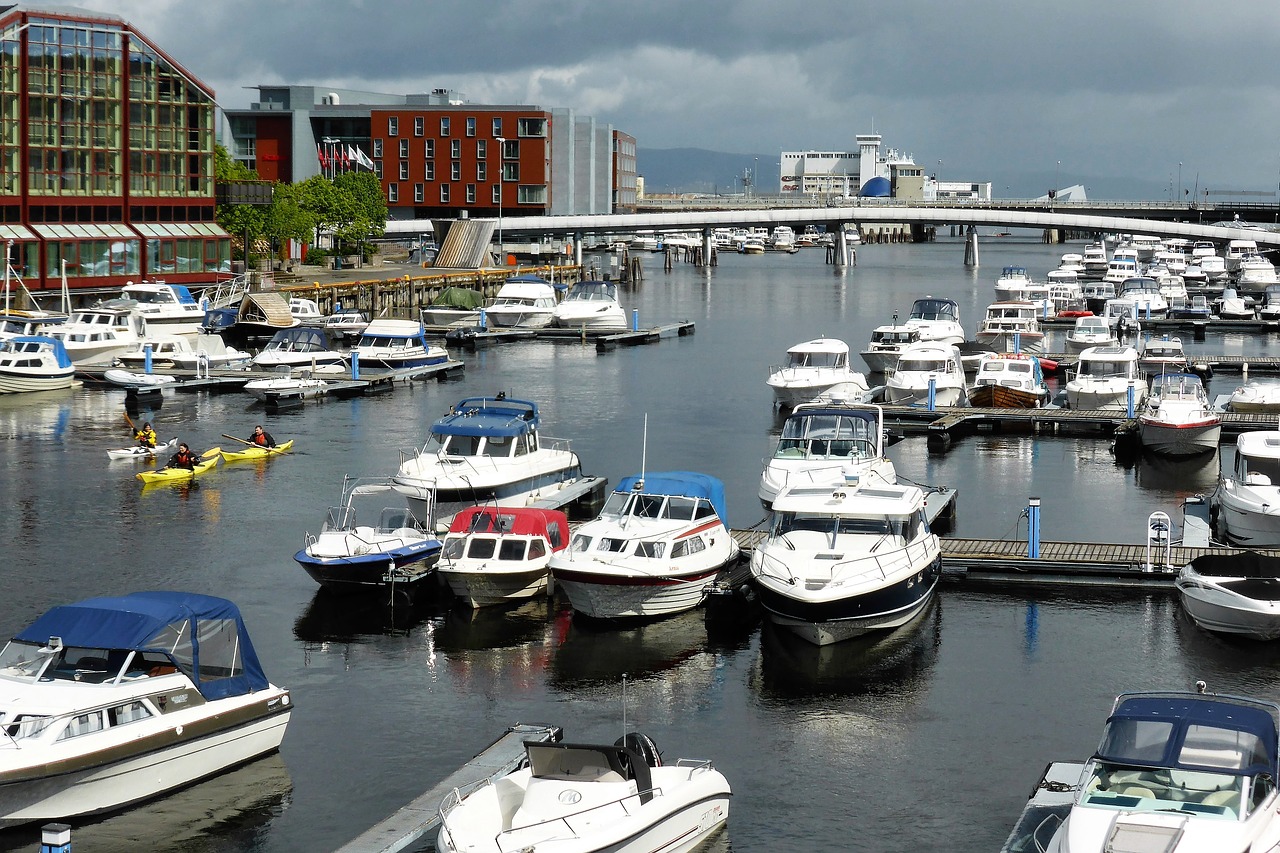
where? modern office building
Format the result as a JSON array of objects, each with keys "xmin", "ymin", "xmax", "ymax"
[
  {"xmin": 224, "ymin": 86, "xmax": 632, "ymax": 221},
  {"xmin": 0, "ymin": 3, "xmax": 230, "ymax": 300},
  {"xmin": 780, "ymin": 134, "xmax": 990, "ymax": 201}
]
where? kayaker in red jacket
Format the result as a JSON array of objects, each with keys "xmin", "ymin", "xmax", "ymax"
[
  {"xmin": 169, "ymin": 443, "xmax": 197, "ymax": 470},
  {"xmin": 248, "ymin": 425, "xmax": 276, "ymax": 448}
]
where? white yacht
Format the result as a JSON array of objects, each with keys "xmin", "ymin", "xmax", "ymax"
[
  {"xmin": 45, "ymin": 305, "xmax": 149, "ymax": 365},
  {"xmin": 758, "ymin": 402, "xmax": 897, "ymax": 509},
  {"xmin": 1065, "ymin": 345, "xmax": 1145, "ymax": 411},
  {"xmin": 993, "ymin": 266, "xmax": 1044, "ymax": 303},
  {"xmin": 903, "ymin": 297, "xmax": 965, "ymax": 346},
  {"xmin": 0, "ymin": 592, "xmax": 291, "ymax": 829},
  {"xmin": 750, "ymin": 468, "xmax": 941, "ymax": 646},
  {"xmin": 1237, "ymin": 253, "xmax": 1278, "ymax": 292},
  {"xmin": 1226, "ymin": 237, "xmax": 1260, "ymax": 272},
  {"xmin": 1126, "ymin": 234, "xmax": 1162, "ymax": 262},
  {"xmin": 884, "ymin": 342, "xmax": 967, "ymax": 407},
  {"xmin": 549, "ymin": 472, "xmax": 741, "ymax": 619},
  {"xmin": 770, "ymin": 225, "xmax": 797, "ymax": 251},
  {"xmin": 119, "ymin": 281, "xmax": 205, "ymax": 336},
  {"xmin": 1137, "ymin": 336, "xmax": 1189, "ymax": 376},
  {"xmin": 1063, "ymin": 315, "xmax": 1117, "ymax": 354},
  {"xmin": 1138, "ymin": 372, "xmax": 1220, "ymax": 457},
  {"xmin": 1057, "ymin": 252, "xmax": 1085, "ymax": 276},
  {"xmin": 252, "ymin": 326, "xmax": 348, "ymax": 373},
  {"xmin": 975, "ymin": 301, "xmax": 1045, "ymax": 353},
  {"xmin": 766, "ymin": 338, "xmax": 868, "ymax": 409},
  {"xmin": 1259, "ymin": 285, "xmax": 1280, "ymax": 322},
  {"xmin": 288, "ymin": 297, "xmax": 324, "ymax": 326},
  {"xmin": 0, "ymin": 335, "xmax": 76, "ymax": 394},
  {"xmin": 1201, "ymin": 254, "xmax": 1230, "ymax": 282},
  {"xmin": 484, "ymin": 275, "xmax": 559, "ymax": 328},
  {"xmin": 1214, "ymin": 430, "xmax": 1280, "ymax": 547},
  {"xmin": 392, "ymin": 395, "xmax": 584, "ymax": 521},
  {"xmin": 1102, "ymin": 254, "xmax": 1139, "ymax": 288},
  {"xmin": 351, "ymin": 319, "xmax": 448, "ymax": 370},
  {"xmin": 1117, "ymin": 276, "xmax": 1169, "ymax": 318},
  {"xmin": 1080, "ymin": 241, "xmax": 1108, "ymax": 279},
  {"xmin": 1081, "ymin": 280, "xmax": 1116, "ymax": 315},
  {"xmin": 550, "ymin": 280, "xmax": 627, "ymax": 330},
  {"xmin": 859, "ymin": 320, "xmax": 921, "ymax": 374}
]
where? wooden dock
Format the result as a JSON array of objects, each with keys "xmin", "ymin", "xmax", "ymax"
[
  {"xmin": 332, "ymin": 723, "xmax": 561, "ymax": 853},
  {"xmin": 1038, "ymin": 350, "xmax": 1280, "ymax": 376},
  {"xmin": 434, "ymin": 321, "xmax": 696, "ymax": 353}
]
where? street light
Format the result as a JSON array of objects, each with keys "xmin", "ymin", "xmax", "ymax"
[
  {"xmin": 753, "ymin": 157, "xmax": 759, "ymax": 199},
  {"xmin": 495, "ymin": 136, "xmax": 506, "ymax": 265},
  {"xmin": 1178, "ymin": 162, "xmax": 1183, "ymax": 202}
]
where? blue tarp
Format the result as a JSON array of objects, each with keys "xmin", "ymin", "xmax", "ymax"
[
  {"xmin": 615, "ymin": 471, "xmax": 728, "ymax": 522},
  {"xmin": 433, "ymin": 396, "xmax": 540, "ymax": 437},
  {"xmin": 15, "ymin": 591, "xmax": 271, "ymax": 701},
  {"xmin": 8, "ymin": 335, "xmax": 72, "ymax": 368},
  {"xmin": 171, "ymin": 284, "xmax": 197, "ymax": 305}
]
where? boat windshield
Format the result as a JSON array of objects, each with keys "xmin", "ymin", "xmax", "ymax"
[
  {"xmin": 770, "ymin": 511, "xmax": 920, "ymax": 540},
  {"xmin": 599, "ymin": 490, "xmax": 713, "ymax": 521},
  {"xmin": 787, "ymin": 350, "xmax": 846, "ymax": 369},
  {"xmin": 1079, "ymin": 359, "xmax": 1136, "ymax": 379},
  {"xmin": 1080, "ymin": 759, "xmax": 1251, "ymax": 819},
  {"xmin": 898, "ymin": 358, "xmax": 951, "ymax": 373},
  {"xmin": 1238, "ymin": 453, "xmax": 1280, "ymax": 484},
  {"xmin": 775, "ymin": 413, "xmax": 877, "ymax": 460},
  {"xmin": 909, "ymin": 300, "xmax": 956, "ymax": 322},
  {"xmin": 871, "ymin": 329, "xmax": 915, "ymax": 345},
  {"xmin": 0, "ymin": 640, "xmax": 150, "ymax": 685}
]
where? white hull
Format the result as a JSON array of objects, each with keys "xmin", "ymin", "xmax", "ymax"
[
  {"xmin": 1138, "ymin": 420, "xmax": 1220, "ymax": 457},
  {"xmin": 484, "ymin": 308, "xmax": 554, "ymax": 328},
  {"xmin": 767, "ymin": 374, "xmax": 868, "ymax": 408},
  {"xmin": 421, "ymin": 308, "xmax": 480, "ymax": 327},
  {"xmin": 1067, "ymin": 384, "xmax": 1145, "ymax": 412},
  {"xmin": 883, "ymin": 383, "xmax": 963, "ymax": 407},
  {"xmin": 766, "ymin": 589, "xmax": 936, "ymax": 646},
  {"xmin": 859, "ymin": 349, "xmax": 905, "ymax": 374},
  {"xmin": 1178, "ymin": 580, "xmax": 1280, "ymax": 640},
  {"xmin": 244, "ymin": 379, "xmax": 328, "ymax": 402},
  {"xmin": 974, "ymin": 331, "xmax": 1045, "ymax": 354},
  {"xmin": 555, "ymin": 574, "xmax": 717, "ymax": 619},
  {"xmin": 0, "ymin": 370, "xmax": 75, "ymax": 393},
  {"xmin": 438, "ymin": 566, "xmax": 548, "ymax": 608},
  {"xmin": 1215, "ymin": 486, "xmax": 1280, "ymax": 547},
  {"xmin": 0, "ymin": 706, "xmax": 290, "ymax": 828}
]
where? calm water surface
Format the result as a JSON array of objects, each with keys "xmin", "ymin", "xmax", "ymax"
[{"xmin": 1, "ymin": 238, "xmax": 1278, "ymax": 853}]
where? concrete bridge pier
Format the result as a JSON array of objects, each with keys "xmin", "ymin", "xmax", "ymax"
[
  {"xmin": 836, "ymin": 227, "xmax": 853, "ymax": 266},
  {"xmin": 702, "ymin": 227, "xmax": 715, "ymax": 268},
  {"xmin": 964, "ymin": 225, "xmax": 979, "ymax": 267}
]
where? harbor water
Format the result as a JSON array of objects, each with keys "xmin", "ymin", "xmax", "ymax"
[{"xmin": 3, "ymin": 238, "xmax": 1280, "ymax": 852}]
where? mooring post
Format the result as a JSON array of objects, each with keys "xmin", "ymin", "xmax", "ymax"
[
  {"xmin": 1127, "ymin": 381, "xmax": 1135, "ymax": 418},
  {"xmin": 479, "ymin": 307, "xmax": 487, "ymax": 330},
  {"xmin": 143, "ymin": 343, "xmax": 152, "ymax": 374},
  {"xmin": 1028, "ymin": 497, "xmax": 1041, "ymax": 559},
  {"xmin": 631, "ymin": 308, "xmax": 639, "ymax": 332},
  {"xmin": 351, "ymin": 350, "xmax": 360, "ymax": 381},
  {"xmin": 41, "ymin": 823, "xmax": 71, "ymax": 853},
  {"xmin": 1013, "ymin": 332, "xmax": 1021, "ymax": 354},
  {"xmin": 927, "ymin": 375, "xmax": 937, "ymax": 411},
  {"xmin": 964, "ymin": 225, "xmax": 979, "ymax": 267}
]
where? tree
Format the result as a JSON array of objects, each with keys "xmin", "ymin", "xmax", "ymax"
[
  {"xmin": 332, "ymin": 171, "xmax": 388, "ymax": 255},
  {"xmin": 262, "ymin": 181, "xmax": 317, "ymax": 249},
  {"xmin": 214, "ymin": 145, "xmax": 266, "ymax": 260}
]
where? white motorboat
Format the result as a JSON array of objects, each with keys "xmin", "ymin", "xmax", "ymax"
[
  {"xmin": 770, "ymin": 225, "xmax": 797, "ymax": 251},
  {"xmin": 1229, "ymin": 382, "xmax": 1280, "ymax": 414},
  {"xmin": 392, "ymin": 395, "xmax": 585, "ymax": 521},
  {"xmin": 289, "ymin": 297, "xmax": 324, "ymax": 326},
  {"xmin": 484, "ymin": 275, "xmax": 559, "ymax": 328},
  {"xmin": 1126, "ymin": 234, "xmax": 1162, "ymax": 261},
  {"xmin": 1118, "ymin": 276, "xmax": 1169, "ymax": 319},
  {"xmin": 1258, "ymin": 285, "xmax": 1280, "ymax": 321},
  {"xmin": 252, "ymin": 326, "xmax": 348, "ymax": 374},
  {"xmin": 1045, "ymin": 271, "xmax": 1087, "ymax": 315},
  {"xmin": 884, "ymin": 341, "xmax": 967, "ymax": 407},
  {"xmin": 114, "ymin": 335, "xmax": 196, "ymax": 369},
  {"xmin": 1182, "ymin": 260, "xmax": 1208, "ymax": 285},
  {"xmin": 321, "ymin": 306, "xmax": 369, "ymax": 341},
  {"xmin": 739, "ymin": 238, "xmax": 766, "ymax": 255},
  {"xmin": 243, "ymin": 367, "xmax": 329, "ymax": 402},
  {"xmin": 115, "ymin": 334, "xmax": 248, "ymax": 371},
  {"xmin": 0, "ymin": 310, "xmax": 66, "ymax": 342},
  {"xmin": 550, "ymin": 472, "xmax": 741, "ymax": 620},
  {"xmin": 757, "ymin": 402, "xmax": 896, "ymax": 509},
  {"xmin": 749, "ymin": 467, "xmax": 942, "ymax": 646},
  {"xmin": 1081, "ymin": 280, "xmax": 1116, "ymax": 315},
  {"xmin": 1238, "ymin": 253, "xmax": 1279, "ymax": 292},
  {"xmin": 765, "ymin": 338, "xmax": 868, "ymax": 409},
  {"xmin": 1213, "ymin": 430, "xmax": 1280, "ymax": 547},
  {"xmin": 993, "ymin": 265, "xmax": 1045, "ymax": 303},
  {"xmin": 420, "ymin": 287, "xmax": 485, "ymax": 327},
  {"xmin": 859, "ymin": 320, "xmax": 921, "ymax": 373},
  {"xmin": 1201, "ymin": 254, "xmax": 1230, "ymax": 282},
  {"xmin": 1058, "ymin": 252, "xmax": 1085, "ymax": 276},
  {"xmin": 967, "ymin": 352, "xmax": 1050, "ymax": 409},
  {"xmin": 1177, "ymin": 553, "xmax": 1280, "ymax": 640},
  {"xmin": 551, "ymin": 280, "xmax": 628, "ymax": 330},
  {"xmin": 1080, "ymin": 241, "xmax": 1108, "ymax": 278},
  {"xmin": 1102, "ymin": 298, "xmax": 1142, "ymax": 338},
  {"xmin": 294, "ymin": 476, "xmax": 442, "ymax": 591},
  {"xmin": 1065, "ymin": 345, "xmax": 1145, "ymax": 411},
  {"xmin": 436, "ymin": 506, "xmax": 570, "ymax": 608},
  {"xmin": 1063, "ymin": 316, "xmax": 1117, "ymax": 354},
  {"xmin": 974, "ymin": 301, "xmax": 1045, "ymax": 354},
  {"xmin": 45, "ymin": 305, "xmax": 149, "ymax": 365},
  {"xmin": 436, "ymin": 732, "xmax": 730, "ymax": 853},
  {"xmin": 1218, "ymin": 287, "xmax": 1256, "ymax": 320},
  {"xmin": 1102, "ymin": 254, "xmax": 1139, "ymax": 287},
  {"xmin": 630, "ymin": 232, "xmax": 660, "ymax": 252},
  {"xmin": 1138, "ymin": 373, "xmax": 1220, "ymax": 457},
  {"xmin": 0, "ymin": 335, "xmax": 76, "ymax": 394},
  {"xmin": 0, "ymin": 591, "xmax": 291, "ymax": 828},
  {"xmin": 119, "ymin": 280, "xmax": 205, "ymax": 336},
  {"xmin": 351, "ymin": 319, "xmax": 448, "ymax": 369},
  {"xmin": 102, "ymin": 369, "xmax": 177, "ymax": 390},
  {"xmin": 1027, "ymin": 686, "xmax": 1280, "ymax": 853},
  {"xmin": 1137, "ymin": 336, "xmax": 1189, "ymax": 376},
  {"xmin": 903, "ymin": 297, "xmax": 965, "ymax": 346},
  {"xmin": 1226, "ymin": 237, "xmax": 1260, "ymax": 272}
]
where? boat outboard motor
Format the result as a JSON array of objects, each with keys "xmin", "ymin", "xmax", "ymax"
[{"xmin": 615, "ymin": 732, "xmax": 662, "ymax": 767}]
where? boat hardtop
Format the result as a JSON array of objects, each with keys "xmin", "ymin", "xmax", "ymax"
[
  {"xmin": 758, "ymin": 403, "xmax": 894, "ymax": 507},
  {"xmin": 356, "ymin": 318, "xmax": 429, "ymax": 345},
  {"xmin": 770, "ymin": 474, "xmax": 926, "ymax": 518},
  {"xmin": 433, "ymin": 395, "xmax": 541, "ymax": 440},
  {"xmin": 2, "ymin": 335, "xmax": 72, "ymax": 369},
  {"xmin": 779, "ymin": 337, "xmax": 849, "ymax": 365},
  {"xmin": 907, "ymin": 297, "xmax": 960, "ymax": 324}
]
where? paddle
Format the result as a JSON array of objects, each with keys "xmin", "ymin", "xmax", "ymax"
[{"xmin": 221, "ymin": 433, "xmax": 287, "ymax": 455}]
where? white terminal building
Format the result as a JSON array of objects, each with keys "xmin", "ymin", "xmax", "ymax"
[{"xmin": 780, "ymin": 134, "xmax": 991, "ymax": 201}]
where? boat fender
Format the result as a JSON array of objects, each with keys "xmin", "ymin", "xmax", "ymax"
[{"xmin": 616, "ymin": 732, "xmax": 662, "ymax": 767}]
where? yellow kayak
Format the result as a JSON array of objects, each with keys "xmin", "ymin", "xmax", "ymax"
[
  {"xmin": 221, "ymin": 439, "xmax": 294, "ymax": 463},
  {"xmin": 135, "ymin": 452, "xmax": 220, "ymax": 484}
]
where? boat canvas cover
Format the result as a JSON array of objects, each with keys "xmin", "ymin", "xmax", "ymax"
[
  {"xmin": 170, "ymin": 284, "xmax": 197, "ymax": 304},
  {"xmin": 505, "ymin": 273, "xmax": 568, "ymax": 292},
  {"xmin": 615, "ymin": 471, "xmax": 728, "ymax": 522},
  {"xmin": 1188, "ymin": 551, "xmax": 1280, "ymax": 579},
  {"xmin": 449, "ymin": 506, "xmax": 570, "ymax": 543},
  {"xmin": 909, "ymin": 298, "xmax": 958, "ymax": 321},
  {"xmin": 266, "ymin": 326, "xmax": 334, "ymax": 351},
  {"xmin": 14, "ymin": 591, "xmax": 270, "ymax": 701},
  {"xmin": 1097, "ymin": 695, "xmax": 1279, "ymax": 777},
  {"xmin": 433, "ymin": 397, "xmax": 540, "ymax": 437},
  {"xmin": 8, "ymin": 336, "xmax": 72, "ymax": 368},
  {"xmin": 237, "ymin": 292, "xmax": 293, "ymax": 327},
  {"xmin": 428, "ymin": 286, "xmax": 485, "ymax": 310}
]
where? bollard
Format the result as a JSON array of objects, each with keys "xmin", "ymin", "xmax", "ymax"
[
  {"xmin": 631, "ymin": 308, "xmax": 639, "ymax": 332},
  {"xmin": 1127, "ymin": 381, "xmax": 1135, "ymax": 418},
  {"xmin": 478, "ymin": 307, "xmax": 487, "ymax": 330},
  {"xmin": 143, "ymin": 343, "xmax": 152, "ymax": 374},
  {"xmin": 351, "ymin": 350, "xmax": 360, "ymax": 381},
  {"xmin": 1028, "ymin": 497, "xmax": 1041, "ymax": 559},
  {"xmin": 41, "ymin": 823, "xmax": 71, "ymax": 853},
  {"xmin": 1013, "ymin": 332, "xmax": 1021, "ymax": 354},
  {"xmin": 927, "ymin": 375, "xmax": 937, "ymax": 411}
]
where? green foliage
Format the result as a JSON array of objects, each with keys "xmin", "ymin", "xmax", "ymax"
[
  {"xmin": 262, "ymin": 181, "xmax": 317, "ymax": 245},
  {"xmin": 304, "ymin": 248, "xmax": 328, "ymax": 265}
]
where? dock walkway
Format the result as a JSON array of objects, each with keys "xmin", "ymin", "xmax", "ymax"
[{"xmin": 433, "ymin": 321, "xmax": 695, "ymax": 352}]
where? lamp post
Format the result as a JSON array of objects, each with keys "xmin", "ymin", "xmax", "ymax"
[
  {"xmin": 1178, "ymin": 162, "xmax": 1183, "ymax": 203},
  {"xmin": 753, "ymin": 157, "xmax": 758, "ymax": 199},
  {"xmin": 495, "ymin": 136, "xmax": 506, "ymax": 265}
]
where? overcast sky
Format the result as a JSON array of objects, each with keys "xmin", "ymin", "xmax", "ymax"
[{"xmin": 74, "ymin": 0, "xmax": 1280, "ymax": 197}]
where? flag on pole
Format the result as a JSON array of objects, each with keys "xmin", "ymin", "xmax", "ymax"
[
  {"xmin": 317, "ymin": 143, "xmax": 326, "ymax": 169},
  {"xmin": 347, "ymin": 145, "xmax": 359, "ymax": 170},
  {"xmin": 354, "ymin": 146, "xmax": 375, "ymax": 170},
  {"xmin": 341, "ymin": 146, "xmax": 351, "ymax": 170}
]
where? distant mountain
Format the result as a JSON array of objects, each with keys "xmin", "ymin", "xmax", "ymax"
[{"xmin": 637, "ymin": 147, "xmax": 778, "ymax": 196}]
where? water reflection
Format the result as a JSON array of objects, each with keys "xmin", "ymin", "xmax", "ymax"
[
  {"xmin": 550, "ymin": 606, "xmax": 711, "ymax": 689},
  {"xmin": 293, "ymin": 587, "xmax": 451, "ymax": 643}
]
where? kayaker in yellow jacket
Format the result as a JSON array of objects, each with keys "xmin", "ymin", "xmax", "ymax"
[{"xmin": 134, "ymin": 422, "xmax": 157, "ymax": 448}]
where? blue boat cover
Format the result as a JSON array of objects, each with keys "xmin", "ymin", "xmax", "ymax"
[
  {"xmin": 14, "ymin": 591, "xmax": 271, "ymax": 701},
  {"xmin": 9, "ymin": 335, "xmax": 72, "ymax": 368},
  {"xmin": 1097, "ymin": 694, "xmax": 1279, "ymax": 777},
  {"xmin": 171, "ymin": 284, "xmax": 197, "ymax": 304},
  {"xmin": 432, "ymin": 396, "xmax": 540, "ymax": 437},
  {"xmin": 615, "ymin": 471, "xmax": 728, "ymax": 522},
  {"xmin": 506, "ymin": 273, "xmax": 568, "ymax": 291}
]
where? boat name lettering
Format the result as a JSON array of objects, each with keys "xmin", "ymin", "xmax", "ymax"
[{"xmin": 558, "ymin": 789, "xmax": 582, "ymax": 804}]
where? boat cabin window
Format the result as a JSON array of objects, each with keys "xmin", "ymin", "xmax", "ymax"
[
  {"xmin": 108, "ymin": 700, "xmax": 153, "ymax": 727},
  {"xmin": 1237, "ymin": 453, "xmax": 1280, "ymax": 484},
  {"xmin": 194, "ymin": 618, "xmax": 243, "ymax": 683},
  {"xmin": 499, "ymin": 539, "xmax": 526, "ymax": 561},
  {"xmin": 1, "ymin": 713, "xmax": 53, "ymax": 740},
  {"xmin": 636, "ymin": 541, "xmax": 666, "ymax": 558},
  {"xmin": 570, "ymin": 534, "xmax": 592, "ymax": 552},
  {"xmin": 436, "ymin": 434, "xmax": 481, "ymax": 457},
  {"xmin": 672, "ymin": 536, "xmax": 706, "ymax": 558},
  {"xmin": 482, "ymin": 435, "xmax": 513, "ymax": 458},
  {"xmin": 528, "ymin": 538, "xmax": 547, "ymax": 559},
  {"xmin": 787, "ymin": 350, "xmax": 846, "ymax": 369},
  {"xmin": 899, "ymin": 358, "xmax": 952, "ymax": 373},
  {"xmin": 910, "ymin": 300, "xmax": 956, "ymax": 322},
  {"xmin": 1079, "ymin": 359, "xmax": 1135, "ymax": 379},
  {"xmin": 597, "ymin": 537, "xmax": 628, "ymax": 553},
  {"xmin": 663, "ymin": 496, "xmax": 698, "ymax": 521},
  {"xmin": 775, "ymin": 413, "xmax": 877, "ymax": 460},
  {"xmin": 466, "ymin": 538, "xmax": 497, "ymax": 559},
  {"xmin": 442, "ymin": 536, "xmax": 465, "ymax": 559},
  {"xmin": 57, "ymin": 710, "xmax": 104, "ymax": 740}
]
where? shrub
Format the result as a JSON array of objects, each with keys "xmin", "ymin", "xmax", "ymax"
[{"xmin": 304, "ymin": 248, "xmax": 328, "ymax": 266}]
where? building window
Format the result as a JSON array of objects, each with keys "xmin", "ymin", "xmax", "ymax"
[
  {"xmin": 424, "ymin": 162, "xmax": 434, "ymax": 180},
  {"xmin": 414, "ymin": 183, "xmax": 424, "ymax": 203},
  {"xmin": 424, "ymin": 139, "xmax": 434, "ymax": 158},
  {"xmin": 476, "ymin": 139, "xmax": 487, "ymax": 159},
  {"xmin": 450, "ymin": 139, "xmax": 460, "ymax": 159},
  {"xmin": 502, "ymin": 162, "xmax": 519, "ymax": 181},
  {"xmin": 517, "ymin": 117, "xmax": 546, "ymax": 138},
  {"xmin": 414, "ymin": 116, "xmax": 423, "ymax": 136},
  {"xmin": 451, "ymin": 161, "xmax": 460, "ymax": 181},
  {"xmin": 388, "ymin": 116, "xmax": 398, "ymax": 136},
  {"xmin": 374, "ymin": 161, "xmax": 382, "ymax": 178},
  {"xmin": 466, "ymin": 184, "xmax": 476, "ymax": 203},
  {"xmin": 372, "ymin": 139, "xmax": 383, "ymax": 158},
  {"xmin": 466, "ymin": 117, "xmax": 476, "ymax": 137},
  {"xmin": 517, "ymin": 185, "xmax": 547, "ymax": 204},
  {"xmin": 399, "ymin": 139, "xmax": 409, "ymax": 158},
  {"xmin": 477, "ymin": 162, "xmax": 487, "ymax": 181},
  {"xmin": 388, "ymin": 184, "xmax": 398, "ymax": 202},
  {"xmin": 399, "ymin": 161, "xmax": 409, "ymax": 180},
  {"xmin": 440, "ymin": 184, "xmax": 450, "ymax": 203},
  {"xmin": 492, "ymin": 117, "xmax": 502, "ymax": 137},
  {"xmin": 440, "ymin": 116, "xmax": 449, "ymax": 136},
  {"xmin": 492, "ymin": 184, "xmax": 501, "ymax": 204}
]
